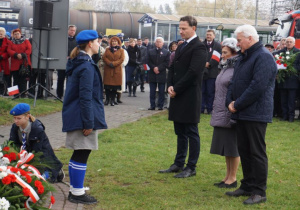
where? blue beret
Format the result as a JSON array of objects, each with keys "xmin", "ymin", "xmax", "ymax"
[
  {"xmin": 76, "ymin": 30, "xmax": 99, "ymax": 44},
  {"xmin": 10, "ymin": 103, "xmax": 30, "ymax": 116}
]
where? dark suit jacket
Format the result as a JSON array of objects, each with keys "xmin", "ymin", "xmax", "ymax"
[
  {"xmin": 168, "ymin": 36, "xmax": 207, "ymax": 123},
  {"xmin": 203, "ymin": 39, "xmax": 222, "ymax": 79},
  {"xmin": 138, "ymin": 45, "xmax": 148, "ymax": 64},
  {"xmin": 273, "ymin": 47, "xmax": 300, "ymax": 89},
  {"xmin": 147, "ymin": 48, "xmax": 170, "ymax": 83}
]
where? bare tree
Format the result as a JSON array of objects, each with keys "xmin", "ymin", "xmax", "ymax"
[{"xmin": 164, "ymin": 3, "xmax": 173, "ymax": 14}]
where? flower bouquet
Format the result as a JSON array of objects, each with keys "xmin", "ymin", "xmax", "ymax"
[
  {"xmin": 274, "ymin": 51, "xmax": 299, "ymax": 83},
  {"xmin": 0, "ymin": 142, "xmax": 55, "ymax": 210}
]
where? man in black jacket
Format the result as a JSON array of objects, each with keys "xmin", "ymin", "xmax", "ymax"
[
  {"xmin": 159, "ymin": 16, "xmax": 207, "ymax": 178},
  {"xmin": 273, "ymin": 36, "xmax": 300, "ymax": 122},
  {"xmin": 147, "ymin": 37, "xmax": 170, "ymax": 110},
  {"xmin": 201, "ymin": 29, "xmax": 222, "ymax": 114},
  {"xmin": 137, "ymin": 38, "xmax": 148, "ymax": 92},
  {"xmin": 56, "ymin": 25, "xmax": 77, "ymax": 99}
]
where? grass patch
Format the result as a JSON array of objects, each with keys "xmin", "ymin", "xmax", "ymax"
[
  {"xmin": 0, "ymin": 98, "xmax": 62, "ymax": 125},
  {"xmin": 55, "ymin": 112, "xmax": 300, "ymax": 209}
]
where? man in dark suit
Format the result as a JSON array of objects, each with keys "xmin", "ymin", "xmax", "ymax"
[
  {"xmin": 273, "ymin": 36, "xmax": 300, "ymax": 122},
  {"xmin": 137, "ymin": 38, "xmax": 148, "ymax": 92},
  {"xmin": 56, "ymin": 25, "xmax": 77, "ymax": 99},
  {"xmin": 147, "ymin": 37, "xmax": 170, "ymax": 110},
  {"xmin": 159, "ymin": 16, "xmax": 207, "ymax": 178},
  {"xmin": 201, "ymin": 29, "xmax": 222, "ymax": 114}
]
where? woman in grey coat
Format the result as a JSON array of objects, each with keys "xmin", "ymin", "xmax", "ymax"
[{"xmin": 210, "ymin": 38, "xmax": 240, "ymax": 188}]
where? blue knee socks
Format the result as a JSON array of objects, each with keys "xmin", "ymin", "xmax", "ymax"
[{"xmin": 69, "ymin": 160, "xmax": 87, "ymax": 196}]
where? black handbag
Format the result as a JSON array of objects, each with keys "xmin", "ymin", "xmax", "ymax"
[{"xmin": 19, "ymin": 58, "xmax": 31, "ymax": 78}]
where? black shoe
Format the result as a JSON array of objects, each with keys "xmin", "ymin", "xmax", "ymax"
[
  {"xmin": 174, "ymin": 167, "xmax": 196, "ymax": 178},
  {"xmin": 243, "ymin": 195, "xmax": 267, "ymax": 205},
  {"xmin": 114, "ymin": 101, "xmax": 118, "ymax": 105},
  {"xmin": 219, "ymin": 181, "xmax": 237, "ymax": 188},
  {"xmin": 141, "ymin": 90, "xmax": 145, "ymax": 92},
  {"xmin": 68, "ymin": 193, "xmax": 98, "ymax": 204},
  {"xmin": 148, "ymin": 107, "xmax": 155, "ymax": 110},
  {"xmin": 128, "ymin": 93, "xmax": 132, "ymax": 97},
  {"xmin": 111, "ymin": 101, "xmax": 115, "ymax": 106},
  {"xmin": 133, "ymin": 93, "xmax": 136, "ymax": 97},
  {"xmin": 158, "ymin": 107, "xmax": 163, "ymax": 110},
  {"xmin": 104, "ymin": 100, "xmax": 109, "ymax": 105},
  {"xmin": 214, "ymin": 181, "xmax": 224, "ymax": 186},
  {"xmin": 225, "ymin": 188, "xmax": 252, "ymax": 197},
  {"xmin": 159, "ymin": 164, "xmax": 183, "ymax": 173},
  {"xmin": 57, "ymin": 169, "xmax": 65, "ymax": 182},
  {"xmin": 117, "ymin": 99, "xmax": 123, "ymax": 103}
]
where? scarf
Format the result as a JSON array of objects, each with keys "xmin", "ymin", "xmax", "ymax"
[
  {"xmin": 12, "ymin": 37, "xmax": 26, "ymax": 45},
  {"xmin": 110, "ymin": 46, "xmax": 120, "ymax": 53}
]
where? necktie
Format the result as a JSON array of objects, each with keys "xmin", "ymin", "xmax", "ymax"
[
  {"xmin": 180, "ymin": 41, "xmax": 188, "ymax": 52},
  {"xmin": 21, "ymin": 132, "xmax": 26, "ymax": 150}
]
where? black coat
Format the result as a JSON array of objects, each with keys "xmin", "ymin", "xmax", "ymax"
[
  {"xmin": 203, "ymin": 39, "xmax": 222, "ymax": 79},
  {"xmin": 137, "ymin": 45, "xmax": 148, "ymax": 64},
  {"xmin": 126, "ymin": 45, "xmax": 141, "ymax": 66},
  {"xmin": 226, "ymin": 42, "xmax": 277, "ymax": 123},
  {"xmin": 168, "ymin": 37, "xmax": 207, "ymax": 123},
  {"xmin": 68, "ymin": 36, "xmax": 77, "ymax": 56},
  {"xmin": 273, "ymin": 47, "xmax": 300, "ymax": 89},
  {"xmin": 147, "ymin": 48, "xmax": 170, "ymax": 83}
]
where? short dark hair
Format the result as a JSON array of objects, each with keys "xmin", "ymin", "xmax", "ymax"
[
  {"xmin": 143, "ymin": 37, "xmax": 149, "ymax": 40},
  {"xmin": 180, "ymin": 16, "xmax": 197, "ymax": 27},
  {"xmin": 206, "ymin": 29, "xmax": 215, "ymax": 35},
  {"xmin": 137, "ymin": 38, "xmax": 142, "ymax": 41}
]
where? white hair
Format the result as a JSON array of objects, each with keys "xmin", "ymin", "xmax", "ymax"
[
  {"xmin": 155, "ymin": 37, "xmax": 164, "ymax": 42},
  {"xmin": 234, "ymin": 25, "xmax": 259, "ymax": 42},
  {"xmin": 222, "ymin": 38, "xmax": 238, "ymax": 52},
  {"xmin": 0, "ymin": 27, "xmax": 6, "ymax": 33},
  {"xmin": 286, "ymin": 36, "xmax": 295, "ymax": 43}
]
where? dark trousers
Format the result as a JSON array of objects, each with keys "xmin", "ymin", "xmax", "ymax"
[
  {"xmin": 149, "ymin": 82, "xmax": 165, "ymax": 108},
  {"xmin": 4, "ymin": 74, "xmax": 11, "ymax": 88},
  {"xmin": 57, "ymin": 69, "xmax": 66, "ymax": 99},
  {"xmin": 140, "ymin": 71, "xmax": 145, "ymax": 91},
  {"xmin": 11, "ymin": 70, "xmax": 27, "ymax": 94},
  {"xmin": 280, "ymin": 89, "xmax": 297, "ymax": 119},
  {"xmin": 236, "ymin": 120, "xmax": 268, "ymax": 196},
  {"xmin": 173, "ymin": 122, "xmax": 200, "ymax": 170},
  {"xmin": 273, "ymin": 82, "xmax": 282, "ymax": 117},
  {"xmin": 28, "ymin": 69, "xmax": 46, "ymax": 96},
  {"xmin": 201, "ymin": 78, "xmax": 216, "ymax": 113}
]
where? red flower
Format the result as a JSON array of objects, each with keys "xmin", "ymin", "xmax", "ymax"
[
  {"xmin": 37, "ymin": 186, "xmax": 44, "ymax": 194},
  {"xmin": 23, "ymin": 187, "xmax": 31, "ymax": 197},
  {"xmin": 276, "ymin": 60, "xmax": 280, "ymax": 64},
  {"xmin": 20, "ymin": 170, "xmax": 27, "ymax": 176},
  {"xmin": 284, "ymin": 63, "xmax": 287, "ymax": 67},
  {"xmin": 10, "ymin": 168, "xmax": 19, "ymax": 173},
  {"xmin": 34, "ymin": 180, "xmax": 43, "ymax": 188},
  {"xmin": 9, "ymin": 152, "xmax": 17, "ymax": 161},
  {"xmin": 26, "ymin": 175, "xmax": 32, "ymax": 183},
  {"xmin": 3, "ymin": 146, "xmax": 10, "ymax": 151},
  {"xmin": 2, "ymin": 176, "xmax": 12, "ymax": 185},
  {"xmin": 51, "ymin": 196, "xmax": 55, "ymax": 204},
  {"xmin": 9, "ymin": 174, "xmax": 17, "ymax": 183},
  {"xmin": 279, "ymin": 56, "xmax": 282, "ymax": 59}
]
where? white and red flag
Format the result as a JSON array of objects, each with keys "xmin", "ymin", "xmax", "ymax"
[
  {"xmin": 211, "ymin": 50, "xmax": 221, "ymax": 62},
  {"xmin": 143, "ymin": 64, "xmax": 150, "ymax": 70},
  {"xmin": 8, "ymin": 85, "xmax": 19, "ymax": 96}
]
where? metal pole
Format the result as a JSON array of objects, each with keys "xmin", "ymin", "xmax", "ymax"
[
  {"xmin": 234, "ymin": 0, "xmax": 237, "ymax": 18},
  {"xmin": 255, "ymin": 0, "xmax": 259, "ymax": 27},
  {"xmin": 214, "ymin": 0, "xmax": 217, "ymax": 17}
]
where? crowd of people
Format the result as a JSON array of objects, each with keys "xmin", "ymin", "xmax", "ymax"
[{"xmin": 2, "ymin": 16, "xmax": 300, "ymax": 206}]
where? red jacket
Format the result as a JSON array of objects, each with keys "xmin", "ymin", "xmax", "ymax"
[
  {"xmin": 0, "ymin": 38, "xmax": 10, "ymax": 75},
  {"xmin": 7, "ymin": 39, "xmax": 32, "ymax": 71}
]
